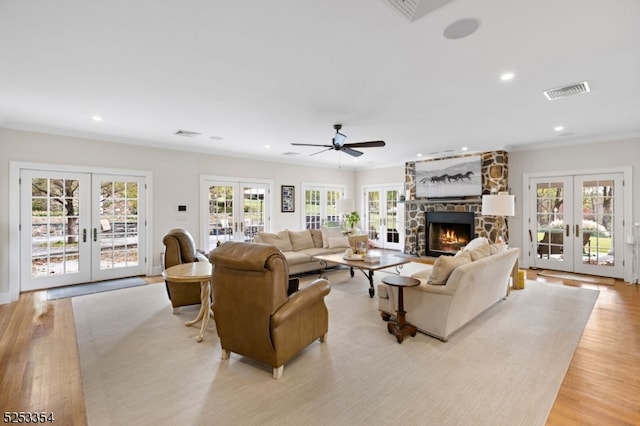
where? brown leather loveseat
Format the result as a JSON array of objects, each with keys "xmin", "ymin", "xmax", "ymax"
[{"xmin": 210, "ymin": 241, "xmax": 331, "ymax": 379}]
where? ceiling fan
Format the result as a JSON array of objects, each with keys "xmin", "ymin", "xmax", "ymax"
[{"xmin": 291, "ymin": 124, "xmax": 385, "ymax": 157}]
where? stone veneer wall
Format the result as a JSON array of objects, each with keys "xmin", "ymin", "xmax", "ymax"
[{"xmin": 404, "ymin": 151, "xmax": 509, "ymax": 255}]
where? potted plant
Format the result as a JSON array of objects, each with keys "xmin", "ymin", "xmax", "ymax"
[{"xmin": 345, "ymin": 211, "xmax": 360, "ymax": 232}]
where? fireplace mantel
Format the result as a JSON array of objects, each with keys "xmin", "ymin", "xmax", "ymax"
[{"xmin": 401, "ymin": 196, "xmax": 482, "ymax": 204}]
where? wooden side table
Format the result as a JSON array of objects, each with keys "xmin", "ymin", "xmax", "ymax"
[
  {"xmin": 162, "ymin": 262, "xmax": 213, "ymax": 342},
  {"xmin": 382, "ymin": 275, "xmax": 420, "ymax": 343}
]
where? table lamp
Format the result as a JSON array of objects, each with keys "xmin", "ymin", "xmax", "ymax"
[
  {"xmin": 481, "ymin": 191, "xmax": 515, "ymax": 244},
  {"xmin": 337, "ymin": 198, "xmax": 354, "ymax": 228}
]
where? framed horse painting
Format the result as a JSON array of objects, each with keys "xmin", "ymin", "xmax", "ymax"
[{"xmin": 415, "ymin": 154, "xmax": 482, "ymax": 198}]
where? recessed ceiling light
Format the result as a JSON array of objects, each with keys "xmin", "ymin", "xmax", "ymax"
[
  {"xmin": 417, "ymin": 153, "xmax": 423, "ymax": 157},
  {"xmin": 461, "ymin": 147, "xmax": 468, "ymax": 151},
  {"xmin": 264, "ymin": 145, "xmax": 270, "ymax": 149},
  {"xmin": 92, "ymin": 115, "xmax": 102, "ymax": 122},
  {"xmin": 500, "ymin": 72, "xmax": 515, "ymax": 82},
  {"xmin": 554, "ymin": 126, "xmax": 564, "ymax": 132}
]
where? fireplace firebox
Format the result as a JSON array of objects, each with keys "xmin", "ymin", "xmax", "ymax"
[{"xmin": 425, "ymin": 212, "xmax": 476, "ymax": 257}]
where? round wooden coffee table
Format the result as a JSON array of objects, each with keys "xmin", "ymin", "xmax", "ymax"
[
  {"xmin": 381, "ymin": 275, "xmax": 420, "ymax": 343},
  {"xmin": 162, "ymin": 262, "xmax": 213, "ymax": 342}
]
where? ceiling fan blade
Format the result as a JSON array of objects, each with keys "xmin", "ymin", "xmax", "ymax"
[
  {"xmin": 344, "ymin": 140, "xmax": 386, "ymax": 148},
  {"xmin": 291, "ymin": 143, "xmax": 333, "ymax": 148},
  {"xmin": 309, "ymin": 147, "xmax": 334, "ymax": 156},
  {"xmin": 342, "ymin": 147, "xmax": 364, "ymax": 157}
]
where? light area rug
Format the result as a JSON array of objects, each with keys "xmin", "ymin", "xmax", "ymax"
[
  {"xmin": 537, "ymin": 269, "xmax": 615, "ymax": 286},
  {"xmin": 47, "ymin": 276, "xmax": 147, "ymax": 300},
  {"xmin": 73, "ymin": 271, "xmax": 599, "ymax": 426}
]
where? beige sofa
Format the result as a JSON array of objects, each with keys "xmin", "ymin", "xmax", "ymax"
[
  {"xmin": 378, "ymin": 245, "xmax": 520, "ymax": 341},
  {"xmin": 254, "ymin": 229, "xmax": 368, "ymax": 275}
]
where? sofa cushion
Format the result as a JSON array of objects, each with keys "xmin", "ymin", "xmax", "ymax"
[
  {"xmin": 310, "ymin": 229, "xmax": 324, "ymax": 248},
  {"xmin": 428, "ymin": 251, "xmax": 472, "ymax": 285},
  {"xmin": 289, "ymin": 230, "xmax": 315, "ymax": 251},
  {"xmin": 328, "ymin": 236, "xmax": 350, "ymax": 248},
  {"xmin": 411, "ymin": 268, "xmax": 432, "ymax": 280},
  {"xmin": 321, "ymin": 226, "xmax": 343, "ymax": 248},
  {"xmin": 255, "ymin": 229, "xmax": 292, "ymax": 252},
  {"xmin": 298, "ymin": 247, "xmax": 331, "ymax": 258},
  {"xmin": 282, "ymin": 251, "xmax": 311, "ymax": 266}
]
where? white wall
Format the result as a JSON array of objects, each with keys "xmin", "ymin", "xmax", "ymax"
[
  {"xmin": 0, "ymin": 128, "xmax": 357, "ymax": 297},
  {"xmin": 509, "ymin": 137, "xmax": 639, "ymax": 268}
]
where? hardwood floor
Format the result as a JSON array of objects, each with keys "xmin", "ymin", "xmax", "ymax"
[{"xmin": 1, "ymin": 272, "xmax": 639, "ymax": 425}]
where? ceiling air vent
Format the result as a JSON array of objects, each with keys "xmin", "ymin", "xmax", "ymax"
[
  {"xmin": 174, "ymin": 129, "xmax": 201, "ymax": 137},
  {"xmin": 543, "ymin": 81, "xmax": 591, "ymax": 101},
  {"xmin": 385, "ymin": 0, "xmax": 454, "ymax": 22}
]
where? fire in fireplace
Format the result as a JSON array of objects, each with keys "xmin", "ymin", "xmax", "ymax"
[{"xmin": 425, "ymin": 212, "xmax": 476, "ymax": 257}]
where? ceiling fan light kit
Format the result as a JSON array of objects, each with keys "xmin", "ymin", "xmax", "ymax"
[{"xmin": 291, "ymin": 124, "xmax": 385, "ymax": 158}]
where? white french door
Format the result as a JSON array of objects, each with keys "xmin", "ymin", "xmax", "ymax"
[
  {"xmin": 528, "ymin": 173, "xmax": 624, "ymax": 278},
  {"xmin": 202, "ymin": 178, "xmax": 270, "ymax": 252},
  {"xmin": 20, "ymin": 169, "xmax": 147, "ymax": 291},
  {"xmin": 364, "ymin": 184, "xmax": 403, "ymax": 250}
]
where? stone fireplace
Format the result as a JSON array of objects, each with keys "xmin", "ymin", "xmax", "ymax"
[
  {"xmin": 425, "ymin": 212, "xmax": 476, "ymax": 256},
  {"xmin": 403, "ymin": 150, "xmax": 509, "ymax": 256}
]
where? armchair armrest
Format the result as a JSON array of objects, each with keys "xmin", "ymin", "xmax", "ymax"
[{"xmin": 272, "ymin": 279, "xmax": 330, "ymax": 326}]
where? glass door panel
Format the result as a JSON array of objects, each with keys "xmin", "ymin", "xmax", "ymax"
[
  {"xmin": 207, "ymin": 185, "xmax": 235, "ymax": 247},
  {"xmin": 385, "ymin": 189, "xmax": 401, "ymax": 248},
  {"xmin": 242, "ymin": 185, "xmax": 268, "ymax": 241},
  {"xmin": 304, "ymin": 189, "xmax": 321, "ymax": 229},
  {"xmin": 574, "ymin": 175, "xmax": 623, "ymax": 277},
  {"xmin": 93, "ymin": 175, "xmax": 146, "ymax": 281},
  {"xmin": 21, "ymin": 170, "xmax": 91, "ymax": 290},
  {"xmin": 532, "ymin": 177, "xmax": 573, "ymax": 272},
  {"xmin": 366, "ymin": 190, "xmax": 381, "ymax": 243}
]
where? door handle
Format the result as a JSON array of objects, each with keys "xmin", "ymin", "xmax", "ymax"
[
  {"xmin": 566, "ymin": 224, "xmax": 570, "ymax": 237},
  {"xmin": 93, "ymin": 228, "xmax": 98, "ymax": 242},
  {"xmin": 83, "ymin": 228, "xmax": 87, "ymax": 243},
  {"xmin": 575, "ymin": 224, "xmax": 580, "ymax": 238}
]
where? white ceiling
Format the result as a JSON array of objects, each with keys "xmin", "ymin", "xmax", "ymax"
[{"xmin": 1, "ymin": 0, "xmax": 639, "ymax": 169}]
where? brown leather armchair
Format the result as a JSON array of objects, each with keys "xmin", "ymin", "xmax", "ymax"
[
  {"xmin": 163, "ymin": 228, "xmax": 209, "ymax": 312},
  {"xmin": 209, "ymin": 241, "xmax": 330, "ymax": 379}
]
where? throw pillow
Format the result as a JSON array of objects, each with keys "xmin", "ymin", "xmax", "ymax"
[
  {"xmin": 464, "ymin": 236, "xmax": 489, "ymax": 251},
  {"xmin": 255, "ymin": 229, "xmax": 292, "ymax": 252},
  {"xmin": 492, "ymin": 242, "xmax": 507, "ymax": 253},
  {"xmin": 288, "ymin": 229, "xmax": 315, "ymax": 251},
  {"xmin": 321, "ymin": 226, "xmax": 343, "ymax": 248},
  {"xmin": 310, "ymin": 229, "xmax": 324, "ymax": 248},
  {"xmin": 467, "ymin": 244, "xmax": 494, "ymax": 261},
  {"xmin": 428, "ymin": 251, "xmax": 472, "ymax": 285},
  {"xmin": 328, "ymin": 236, "xmax": 350, "ymax": 248}
]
